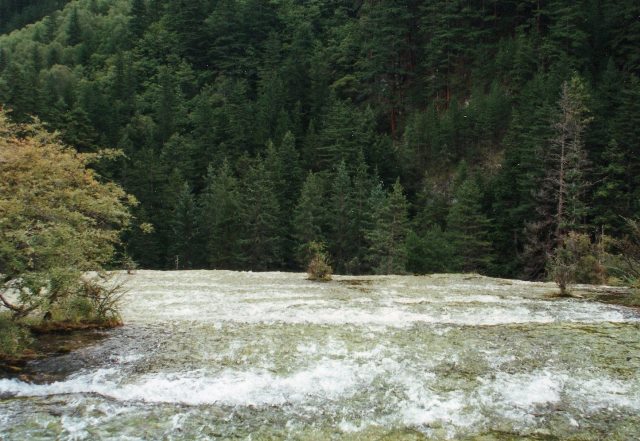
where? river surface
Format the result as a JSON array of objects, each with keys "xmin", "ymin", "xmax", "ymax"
[{"xmin": 1, "ymin": 271, "xmax": 640, "ymax": 440}]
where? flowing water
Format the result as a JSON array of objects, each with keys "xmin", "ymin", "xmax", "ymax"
[{"xmin": 1, "ymin": 271, "xmax": 640, "ymax": 440}]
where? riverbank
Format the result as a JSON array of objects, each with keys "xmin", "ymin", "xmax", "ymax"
[{"xmin": 0, "ymin": 316, "xmax": 121, "ymax": 381}]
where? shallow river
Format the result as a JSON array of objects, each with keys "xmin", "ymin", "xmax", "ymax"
[{"xmin": 1, "ymin": 271, "xmax": 640, "ymax": 440}]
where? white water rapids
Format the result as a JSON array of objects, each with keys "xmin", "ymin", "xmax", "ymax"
[{"xmin": 1, "ymin": 271, "xmax": 639, "ymax": 440}]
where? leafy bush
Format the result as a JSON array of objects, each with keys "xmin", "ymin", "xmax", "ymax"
[
  {"xmin": 547, "ymin": 232, "xmax": 608, "ymax": 295},
  {"xmin": 617, "ymin": 218, "xmax": 640, "ymax": 288},
  {"xmin": 0, "ymin": 110, "xmax": 133, "ymax": 321},
  {"xmin": 0, "ymin": 313, "xmax": 31, "ymax": 358},
  {"xmin": 306, "ymin": 242, "xmax": 332, "ymax": 282}
]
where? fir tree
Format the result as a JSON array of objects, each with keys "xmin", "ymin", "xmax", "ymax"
[
  {"xmin": 328, "ymin": 161, "xmax": 353, "ymax": 273},
  {"xmin": 198, "ymin": 161, "xmax": 242, "ymax": 269},
  {"xmin": 446, "ymin": 176, "xmax": 493, "ymax": 273},
  {"xmin": 239, "ymin": 157, "xmax": 284, "ymax": 270},
  {"xmin": 169, "ymin": 181, "xmax": 198, "ymax": 269},
  {"xmin": 293, "ymin": 171, "xmax": 328, "ymax": 267},
  {"xmin": 66, "ymin": 7, "xmax": 82, "ymax": 46},
  {"xmin": 366, "ymin": 179, "xmax": 410, "ymax": 275},
  {"xmin": 130, "ymin": 0, "xmax": 148, "ymax": 38}
]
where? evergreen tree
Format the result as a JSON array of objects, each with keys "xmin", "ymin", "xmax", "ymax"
[
  {"xmin": 524, "ymin": 76, "xmax": 592, "ymax": 277},
  {"xmin": 366, "ymin": 179, "xmax": 410, "ymax": 275},
  {"xmin": 446, "ymin": 176, "xmax": 493, "ymax": 273},
  {"xmin": 153, "ymin": 67, "xmax": 183, "ymax": 144},
  {"xmin": 328, "ymin": 161, "xmax": 353, "ymax": 273},
  {"xmin": 347, "ymin": 150, "xmax": 374, "ymax": 273},
  {"xmin": 1, "ymin": 0, "xmax": 639, "ymax": 277},
  {"xmin": 66, "ymin": 7, "xmax": 82, "ymax": 46},
  {"xmin": 293, "ymin": 171, "xmax": 328, "ymax": 267},
  {"xmin": 165, "ymin": 0, "xmax": 208, "ymax": 67},
  {"xmin": 357, "ymin": 0, "xmax": 415, "ymax": 135},
  {"xmin": 592, "ymin": 139, "xmax": 629, "ymax": 232},
  {"xmin": 198, "ymin": 161, "xmax": 242, "ymax": 269},
  {"xmin": 130, "ymin": 0, "xmax": 148, "ymax": 38},
  {"xmin": 239, "ymin": 157, "xmax": 283, "ymax": 270},
  {"xmin": 406, "ymin": 227, "xmax": 457, "ymax": 274},
  {"xmin": 169, "ymin": 181, "xmax": 198, "ymax": 269},
  {"xmin": 490, "ymin": 73, "xmax": 558, "ymax": 277}
]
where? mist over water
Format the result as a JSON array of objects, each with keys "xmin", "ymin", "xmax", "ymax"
[{"xmin": 1, "ymin": 271, "xmax": 639, "ymax": 440}]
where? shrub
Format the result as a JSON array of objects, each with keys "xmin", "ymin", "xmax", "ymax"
[
  {"xmin": 0, "ymin": 313, "xmax": 31, "ymax": 358},
  {"xmin": 306, "ymin": 241, "xmax": 332, "ymax": 281},
  {"xmin": 617, "ymin": 218, "xmax": 640, "ymax": 287},
  {"xmin": 0, "ymin": 110, "xmax": 133, "ymax": 321},
  {"xmin": 547, "ymin": 231, "xmax": 608, "ymax": 296}
]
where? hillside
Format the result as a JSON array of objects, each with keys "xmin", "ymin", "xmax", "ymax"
[{"xmin": 1, "ymin": 0, "xmax": 639, "ymax": 278}]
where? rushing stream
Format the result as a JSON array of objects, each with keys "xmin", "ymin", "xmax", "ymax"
[{"xmin": 1, "ymin": 271, "xmax": 640, "ymax": 440}]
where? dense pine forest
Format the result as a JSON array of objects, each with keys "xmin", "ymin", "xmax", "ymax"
[{"xmin": 1, "ymin": 0, "xmax": 639, "ymax": 279}]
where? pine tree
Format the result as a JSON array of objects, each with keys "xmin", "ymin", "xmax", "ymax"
[
  {"xmin": 66, "ymin": 7, "xmax": 82, "ymax": 46},
  {"xmin": 169, "ymin": 181, "xmax": 198, "ymax": 269},
  {"xmin": 490, "ymin": 73, "xmax": 558, "ymax": 277},
  {"xmin": 130, "ymin": 0, "xmax": 148, "ymax": 38},
  {"xmin": 366, "ymin": 179, "xmax": 410, "ymax": 275},
  {"xmin": 546, "ymin": 76, "xmax": 592, "ymax": 237},
  {"xmin": 545, "ymin": 0, "xmax": 589, "ymax": 70},
  {"xmin": 293, "ymin": 171, "xmax": 328, "ymax": 267},
  {"xmin": 446, "ymin": 176, "xmax": 493, "ymax": 273},
  {"xmin": 611, "ymin": 75, "xmax": 640, "ymax": 218},
  {"xmin": 198, "ymin": 161, "xmax": 242, "ymax": 269},
  {"xmin": 328, "ymin": 161, "xmax": 353, "ymax": 273},
  {"xmin": 62, "ymin": 105, "xmax": 99, "ymax": 152},
  {"xmin": 592, "ymin": 140, "xmax": 629, "ymax": 232},
  {"xmin": 316, "ymin": 98, "xmax": 376, "ymax": 170},
  {"xmin": 524, "ymin": 76, "xmax": 592, "ymax": 277},
  {"xmin": 239, "ymin": 157, "xmax": 283, "ymax": 270},
  {"xmin": 166, "ymin": 0, "xmax": 208, "ymax": 68},
  {"xmin": 357, "ymin": 0, "xmax": 416, "ymax": 135},
  {"xmin": 154, "ymin": 67, "xmax": 183, "ymax": 144},
  {"xmin": 347, "ymin": 150, "xmax": 374, "ymax": 273},
  {"xmin": 406, "ymin": 227, "xmax": 456, "ymax": 274},
  {"xmin": 264, "ymin": 133, "xmax": 302, "ymax": 267}
]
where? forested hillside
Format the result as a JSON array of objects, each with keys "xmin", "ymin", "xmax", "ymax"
[{"xmin": 1, "ymin": 0, "xmax": 639, "ymax": 278}]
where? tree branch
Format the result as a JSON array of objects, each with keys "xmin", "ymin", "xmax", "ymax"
[{"xmin": 0, "ymin": 291, "xmax": 24, "ymax": 313}]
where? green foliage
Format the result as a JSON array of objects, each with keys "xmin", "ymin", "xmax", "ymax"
[
  {"xmin": 524, "ymin": 75, "xmax": 592, "ymax": 278},
  {"xmin": 0, "ymin": 313, "xmax": 32, "ymax": 357},
  {"xmin": 198, "ymin": 160, "xmax": 243, "ymax": 269},
  {"xmin": 0, "ymin": 110, "xmax": 133, "ymax": 320},
  {"xmin": 446, "ymin": 176, "xmax": 493, "ymax": 273},
  {"xmin": 547, "ymin": 231, "xmax": 607, "ymax": 296},
  {"xmin": 293, "ymin": 171, "xmax": 327, "ymax": 267},
  {"xmin": 66, "ymin": 7, "xmax": 82, "ymax": 46},
  {"xmin": 306, "ymin": 241, "xmax": 332, "ymax": 282},
  {"xmin": 366, "ymin": 179, "xmax": 410, "ymax": 275},
  {"xmin": 0, "ymin": 0, "xmax": 638, "ymax": 279},
  {"xmin": 169, "ymin": 181, "xmax": 198, "ymax": 269},
  {"xmin": 239, "ymin": 157, "xmax": 284, "ymax": 271},
  {"xmin": 406, "ymin": 228, "xmax": 457, "ymax": 275},
  {"xmin": 616, "ymin": 218, "xmax": 640, "ymax": 287}
]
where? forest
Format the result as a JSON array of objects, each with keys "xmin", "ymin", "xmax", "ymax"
[{"xmin": 1, "ymin": 0, "xmax": 639, "ymax": 280}]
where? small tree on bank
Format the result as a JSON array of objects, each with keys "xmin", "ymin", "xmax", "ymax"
[
  {"xmin": 306, "ymin": 241, "xmax": 332, "ymax": 281},
  {"xmin": 0, "ymin": 111, "xmax": 134, "ymax": 322},
  {"xmin": 548, "ymin": 231, "xmax": 608, "ymax": 296}
]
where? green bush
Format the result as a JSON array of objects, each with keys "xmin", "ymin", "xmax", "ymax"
[
  {"xmin": 547, "ymin": 232, "xmax": 608, "ymax": 295},
  {"xmin": 306, "ymin": 242, "xmax": 332, "ymax": 281},
  {"xmin": 0, "ymin": 313, "xmax": 31, "ymax": 358},
  {"xmin": 46, "ymin": 274, "xmax": 125, "ymax": 325}
]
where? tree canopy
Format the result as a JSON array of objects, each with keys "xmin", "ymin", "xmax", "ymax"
[{"xmin": 1, "ymin": 0, "xmax": 639, "ymax": 278}]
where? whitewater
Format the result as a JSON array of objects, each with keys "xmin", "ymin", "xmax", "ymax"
[{"xmin": 1, "ymin": 270, "xmax": 639, "ymax": 440}]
